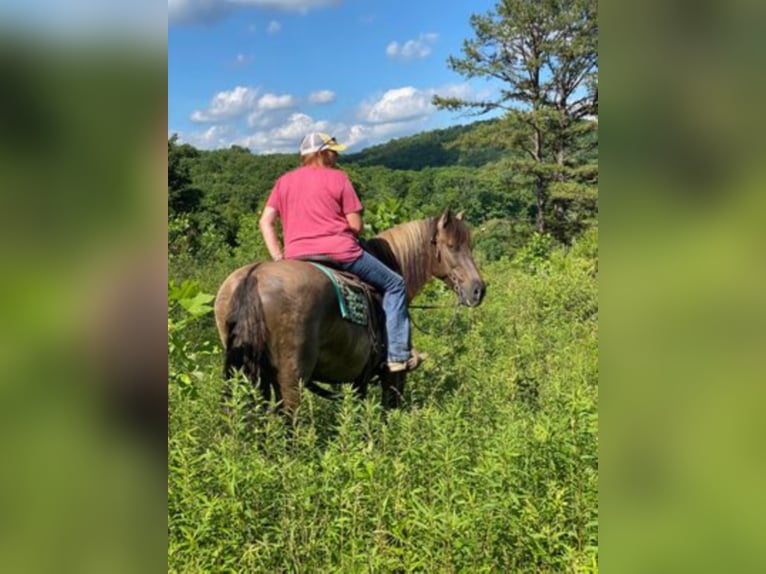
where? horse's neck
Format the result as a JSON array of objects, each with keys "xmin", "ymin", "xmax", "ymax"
[{"xmin": 373, "ymin": 219, "xmax": 435, "ymax": 302}]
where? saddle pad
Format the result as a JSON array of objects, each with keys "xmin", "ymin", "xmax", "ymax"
[{"xmin": 309, "ymin": 262, "xmax": 369, "ymax": 326}]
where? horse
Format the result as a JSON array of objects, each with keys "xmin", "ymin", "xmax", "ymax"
[{"xmin": 214, "ymin": 208, "xmax": 485, "ymax": 421}]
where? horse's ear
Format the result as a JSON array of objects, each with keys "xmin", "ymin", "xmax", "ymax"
[
  {"xmin": 437, "ymin": 207, "xmax": 453, "ymax": 230},
  {"xmin": 456, "ymin": 211, "xmax": 464, "ymax": 221}
]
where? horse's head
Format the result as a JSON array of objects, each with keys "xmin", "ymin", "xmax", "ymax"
[{"xmin": 431, "ymin": 208, "xmax": 486, "ymax": 307}]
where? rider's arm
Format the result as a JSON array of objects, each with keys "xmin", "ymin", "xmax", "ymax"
[
  {"xmin": 259, "ymin": 206, "xmax": 284, "ymax": 261},
  {"xmin": 346, "ymin": 211, "xmax": 363, "ymax": 236}
]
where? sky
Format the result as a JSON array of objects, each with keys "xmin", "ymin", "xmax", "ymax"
[{"xmin": 169, "ymin": 0, "xmax": 503, "ymax": 154}]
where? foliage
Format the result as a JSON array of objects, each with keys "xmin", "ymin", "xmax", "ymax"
[
  {"xmin": 168, "ymin": 279, "xmax": 218, "ymax": 398},
  {"xmin": 433, "ymin": 0, "xmax": 598, "ymax": 233},
  {"xmin": 168, "ymin": 236, "xmax": 598, "ymax": 571},
  {"xmin": 361, "ymin": 196, "xmax": 411, "ymax": 236},
  {"xmin": 171, "ymin": 141, "xmax": 298, "ymax": 246},
  {"xmin": 514, "ymin": 232, "xmax": 555, "ymax": 274},
  {"xmin": 168, "ymin": 134, "xmax": 204, "ymax": 214},
  {"xmin": 473, "ymin": 217, "xmax": 535, "ymax": 262},
  {"xmin": 232, "ymin": 212, "xmax": 272, "ymax": 265},
  {"xmin": 168, "ymin": 112, "xmax": 597, "ymax": 261}
]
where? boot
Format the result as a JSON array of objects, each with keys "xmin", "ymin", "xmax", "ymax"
[{"xmin": 388, "ymin": 349, "xmax": 429, "ymax": 373}]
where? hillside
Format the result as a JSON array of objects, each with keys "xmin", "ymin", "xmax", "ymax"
[{"xmin": 344, "ymin": 119, "xmax": 504, "ymax": 170}]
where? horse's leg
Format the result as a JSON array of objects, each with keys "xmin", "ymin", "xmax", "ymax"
[
  {"xmin": 352, "ymin": 377, "xmax": 368, "ymax": 400},
  {"xmin": 275, "ymin": 343, "xmax": 317, "ymax": 425},
  {"xmin": 276, "ymin": 369, "xmax": 304, "ymax": 425},
  {"xmin": 352, "ymin": 359, "xmax": 377, "ymax": 401},
  {"xmin": 380, "ymin": 371, "xmax": 406, "ymax": 410},
  {"xmin": 258, "ymin": 363, "xmax": 275, "ymax": 404}
]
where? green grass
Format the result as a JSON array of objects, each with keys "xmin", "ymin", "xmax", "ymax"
[{"xmin": 168, "ymin": 232, "xmax": 598, "ymax": 572}]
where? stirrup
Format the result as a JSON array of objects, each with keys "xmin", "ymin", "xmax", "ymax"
[{"xmin": 387, "ymin": 350, "xmax": 428, "ymax": 373}]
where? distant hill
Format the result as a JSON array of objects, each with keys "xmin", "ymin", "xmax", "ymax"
[{"xmin": 344, "ymin": 119, "xmax": 504, "ymax": 171}]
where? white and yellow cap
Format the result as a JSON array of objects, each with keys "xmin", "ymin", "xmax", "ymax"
[{"xmin": 299, "ymin": 132, "xmax": 347, "ymax": 155}]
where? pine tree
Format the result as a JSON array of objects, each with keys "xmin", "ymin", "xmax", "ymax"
[{"xmin": 434, "ymin": 0, "xmax": 598, "ymax": 234}]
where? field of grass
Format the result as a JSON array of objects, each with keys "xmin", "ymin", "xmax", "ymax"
[{"xmin": 168, "ymin": 230, "xmax": 598, "ymax": 572}]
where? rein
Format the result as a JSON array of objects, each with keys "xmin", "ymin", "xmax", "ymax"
[
  {"xmin": 374, "ymin": 216, "xmax": 471, "ymax": 336},
  {"xmin": 408, "ymin": 300, "xmax": 462, "ymax": 335}
]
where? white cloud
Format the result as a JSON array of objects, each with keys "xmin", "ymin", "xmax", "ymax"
[
  {"xmin": 177, "ymin": 124, "xmax": 240, "ymax": 149},
  {"xmin": 246, "ymin": 92, "xmax": 298, "ymax": 127},
  {"xmin": 258, "ymin": 93, "xmax": 296, "ymax": 110},
  {"xmin": 343, "ymin": 119, "xmax": 430, "ymax": 149},
  {"xmin": 192, "ymin": 87, "xmax": 299, "ymax": 126},
  {"xmin": 271, "ymin": 113, "xmax": 330, "ymax": 141},
  {"xmin": 386, "ymin": 33, "xmax": 438, "ymax": 60},
  {"xmin": 181, "ymin": 112, "xmax": 431, "ymax": 154},
  {"xmin": 308, "ymin": 90, "xmax": 336, "ymax": 104},
  {"xmin": 190, "ymin": 86, "xmax": 260, "ymax": 122},
  {"xmin": 358, "ymin": 83, "xmax": 480, "ymax": 125},
  {"xmin": 234, "ymin": 112, "xmax": 332, "ymax": 153},
  {"xmin": 243, "ymin": 111, "xmax": 432, "ymax": 154},
  {"xmin": 267, "ymin": 20, "xmax": 281, "ymax": 34},
  {"xmin": 169, "ymin": 0, "xmax": 342, "ymax": 25},
  {"xmin": 358, "ymin": 86, "xmax": 434, "ymax": 124},
  {"xmin": 181, "ymin": 82, "xmax": 486, "ymax": 153}
]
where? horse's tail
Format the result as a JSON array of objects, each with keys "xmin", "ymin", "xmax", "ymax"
[{"xmin": 224, "ymin": 264, "xmax": 266, "ymax": 383}]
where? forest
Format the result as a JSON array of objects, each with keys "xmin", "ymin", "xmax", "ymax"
[{"xmin": 168, "ymin": 117, "xmax": 597, "ymax": 270}]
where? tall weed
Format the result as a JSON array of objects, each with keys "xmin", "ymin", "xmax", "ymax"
[{"xmin": 168, "ymin": 236, "xmax": 598, "ymax": 571}]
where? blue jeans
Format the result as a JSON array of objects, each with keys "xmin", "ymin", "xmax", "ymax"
[{"xmin": 340, "ymin": 251, "xmax": 410, "ymax": 362}]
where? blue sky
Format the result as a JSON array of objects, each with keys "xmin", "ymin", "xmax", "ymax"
[{"xmin": 169, "ymin": 0, "xmax": 502, "ymax": 153}]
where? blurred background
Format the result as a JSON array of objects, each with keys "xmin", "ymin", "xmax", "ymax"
[
  {"xmin": 601, "ymin": 0, "xmax": 766, "ymax": 571},
  {"xmin": 0, "ymin": 0, "xmax": 764, "ymax": 571},
  {"xmin": 0, "ymin": 2, "xmax": 166, "ymax": 572}
]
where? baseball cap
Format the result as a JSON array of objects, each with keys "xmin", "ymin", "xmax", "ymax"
[{"xmin": 299, "ymin": 132, "xmax": 347, "ymax": 155}]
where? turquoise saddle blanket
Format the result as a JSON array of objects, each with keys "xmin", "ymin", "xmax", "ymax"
[{"xmin": 309, "ymin": 262, "xmax": 370, "ymax": 326}]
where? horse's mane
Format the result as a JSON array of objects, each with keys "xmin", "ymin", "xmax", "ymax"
[{"xmin": 364, "ymin": 218, "xmax": 437, "ymax": 301}]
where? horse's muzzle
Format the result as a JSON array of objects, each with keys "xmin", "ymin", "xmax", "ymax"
[{"xmin": 462, "ymin": 279, "xmax": 486, "ymax": 307}]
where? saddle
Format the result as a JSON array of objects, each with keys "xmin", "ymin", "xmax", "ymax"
[
  {"xmin": 305, "ymin": 260, "xmax": 386, "ymax": 372},
  {"xmin": 307, "ymin": 261, "xmax": 377, "ymax": 326}
]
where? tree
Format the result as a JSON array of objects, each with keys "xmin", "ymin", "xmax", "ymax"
[
  {"xmin": 168, "ymin": 134, "xmax": 203, "ymax": 214},
  {"xmin": 434, "ymin": 0, "xmax": 598, "ymax": 234}
]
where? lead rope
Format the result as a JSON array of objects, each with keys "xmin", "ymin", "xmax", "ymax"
[{"xmin": 408, "ymin": 299, "xmax": 462, "ymax": 336}]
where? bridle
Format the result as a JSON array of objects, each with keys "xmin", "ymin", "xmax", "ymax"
[
  {"xmin": 408, "ymin": 233, "xmax": 466, "ymax": 334},
  {"xmin": 430, "ymin": 232, "xmax": 468, "ymax": 302}
]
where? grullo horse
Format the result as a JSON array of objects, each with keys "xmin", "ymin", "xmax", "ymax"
[{"xmin": 214, "ymin": 208, "xmax": 485, "ymax": 421}]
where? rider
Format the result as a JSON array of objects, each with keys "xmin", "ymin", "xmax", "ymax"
[{"xmin": 259, "ymin": 132, "xmax": 426, "ymax": 373}]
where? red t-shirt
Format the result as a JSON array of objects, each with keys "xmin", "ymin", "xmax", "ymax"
[{"xmin": 266, "ymin": 165, "xmax": 364, "ymax": 262}]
